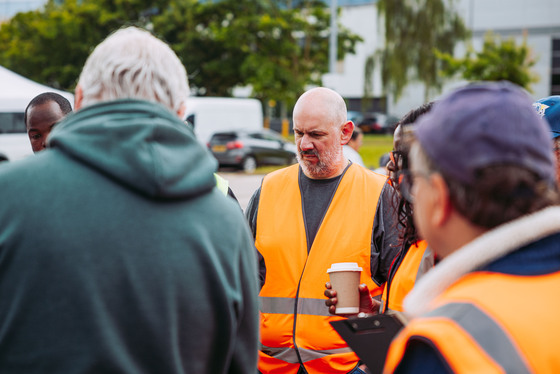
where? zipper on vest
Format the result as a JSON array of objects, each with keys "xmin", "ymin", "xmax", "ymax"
[
  {"xmin": 294, "ymin": 164, "xmax": 351, "ymax": 372},
  {"xmin": 292, "ymin": 268, "xmax": 306, "ymax": 368}
]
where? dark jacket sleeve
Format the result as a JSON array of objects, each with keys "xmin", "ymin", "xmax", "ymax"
[
  {"xmin": 371, "ymin": 182, "xmax": 400, "ymax": 285},
  {"xmin": 245, "ymin": 187, "xmax": 266, "ymax": 290},
  {"xmin": 393, "ymin": 339, "xmax": 453, "ymax": 374}
]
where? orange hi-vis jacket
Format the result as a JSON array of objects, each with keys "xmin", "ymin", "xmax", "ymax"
[
  {"xmin": 384, "ymin": 271, "xmax": 560, "ymax": 373},
  {"xmin": 380, "ymin": 240, "xmax": 432, "ymax": 313},
  {"xmin": 256, "ymin": 164, "xmax": 387, "ymax": 374}
]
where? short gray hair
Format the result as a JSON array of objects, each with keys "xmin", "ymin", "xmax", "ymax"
[{"xmin": 78, "ymin": 27, "xmax": 189, "ymax": 114}]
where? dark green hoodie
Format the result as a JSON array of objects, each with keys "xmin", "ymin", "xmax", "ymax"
[{"xmin": 0, "ymin": 99, "xmax": 259, "ymax": 373}]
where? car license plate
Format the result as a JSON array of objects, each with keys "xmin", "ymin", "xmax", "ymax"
[{"xmin": 212, "ymin": 145, "xmax": 227, "ymax": 153}]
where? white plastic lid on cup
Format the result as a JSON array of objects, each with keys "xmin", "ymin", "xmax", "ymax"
[{"xmin": 327, "ymin": 262, "xmax": 363, "ymax": 273}]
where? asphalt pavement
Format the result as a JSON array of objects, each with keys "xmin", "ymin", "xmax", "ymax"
[{"xmin": 217, "ymin": 171, "xmax": 265, "ymax": 212}]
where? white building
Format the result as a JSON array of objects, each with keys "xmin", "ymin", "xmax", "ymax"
[{"xmin": 325, "ymin": 0, "xmax": 560, "ymax": 117}]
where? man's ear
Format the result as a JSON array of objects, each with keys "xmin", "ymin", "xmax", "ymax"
[
  {"xmin": 430, "ymin": 173, "xmax": 453, "ymax": 228},
  {"xmin": 74, "ymin": 85, "xmax": 83, "ymax": 110},
  {"xmin": 341, "ymin": 121, "xmax": 354, "ymax": 145},
  {"xmin": 177, "ymin": 103, "xmax": 187, "ymax": 120}
]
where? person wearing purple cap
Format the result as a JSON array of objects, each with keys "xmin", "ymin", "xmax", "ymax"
[
  {"xmin": 383, "ymin": 82, "xmax": 560, "ymax": 373},
  {"xmin": 533, "ymin": 95, "xmax": 560, "ymax": 185}
]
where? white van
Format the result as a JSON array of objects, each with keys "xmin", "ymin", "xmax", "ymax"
[{"xmin": 185, "ymin": 97, "xmax": 263, "ymax": 145}]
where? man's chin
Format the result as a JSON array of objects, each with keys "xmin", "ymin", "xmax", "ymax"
[{"xmin": 301, "ymin": 163, "xmax": 332, "ymax": 179}]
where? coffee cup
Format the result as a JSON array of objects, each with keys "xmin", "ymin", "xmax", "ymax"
[{"xmin": 327, "ymin": 262, "xmax": 363, "ymax": 314}]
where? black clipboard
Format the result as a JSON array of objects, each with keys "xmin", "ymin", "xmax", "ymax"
[{"xmin": 330, "ymin": 312, "xmax": 406, "ymax": 374}]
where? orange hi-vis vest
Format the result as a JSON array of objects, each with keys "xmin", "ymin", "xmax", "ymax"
[
  {"xmin": 381, "ymin": 240, "xmax": 431, "ymax": 313},
  {"xmin": 384, "ymin": 271, "xmax": 560, "ymax": 373},
  {"xmin": 256, "ymin": 164, "xmax": 387, "ymax": 374}
]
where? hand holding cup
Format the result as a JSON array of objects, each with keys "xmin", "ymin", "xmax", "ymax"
[{"xmin": 325, "ymin": 262, "xmax": 381, "ymax": 317}]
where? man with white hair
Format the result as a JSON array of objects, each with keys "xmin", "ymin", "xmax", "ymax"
[
  {"xmin": 246, "ymin": 87, "xmax": 399, "ymax": 374},
  {"xmin": 0, "ymin": 27, "xmax": 259, "ymax": 373}
]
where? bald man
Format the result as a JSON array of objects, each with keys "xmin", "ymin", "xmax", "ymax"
[{"xmin": 246, "ymin": 87, "xmax": 399, "ymax": 374}]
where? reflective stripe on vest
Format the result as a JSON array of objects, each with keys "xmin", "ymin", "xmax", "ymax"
[
  {"xmin": 385, "ymin": 271, "xmax": 560, "ymax": 373},
  {"xmin": 260, "ymin": 296, "xmax": 333, "ymax": 317},
  {"xmin": 214, "ymin": 173, "xmax": 229, "ymax": 196},
  {"xmin": 425, "ymin": 302, "xmax": 531, "ymax": 374},
  {"xmin": 256, "ymin": 164, "xmax": 387, "ymax": 374},
  {"xmin": 261, "ymin": 344, "xmax": 354, "ymax": 364}
]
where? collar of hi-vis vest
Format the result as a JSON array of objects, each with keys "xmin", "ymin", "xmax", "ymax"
[{"xmin": 403, "ymin": 206, "xmax": 560, "ymax": 317}]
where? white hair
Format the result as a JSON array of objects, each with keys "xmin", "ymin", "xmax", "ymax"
[{"xmin": 78, "ymin": 27, "xmax": 189, "ymax": 113}]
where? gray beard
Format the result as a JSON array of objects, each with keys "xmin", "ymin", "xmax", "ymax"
[{"xmin": 297, "ymin": 146, "xmax": 343, "ymax": 178}]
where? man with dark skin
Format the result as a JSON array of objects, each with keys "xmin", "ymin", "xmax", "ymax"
[{"xmin": 24, "ymin": 92, "xmax": 72, "ymax": 153}]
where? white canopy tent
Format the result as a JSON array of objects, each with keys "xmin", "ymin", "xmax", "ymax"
[{"xmin": 0, "ymin": 65, "xmax": 74, "ymax": 112}]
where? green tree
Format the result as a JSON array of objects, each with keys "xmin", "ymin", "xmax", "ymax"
[
  {"xmin": 154, "ymin": 0, "xmax": 360, "ymax": 129},
  {"xmin": 0, "ymin": 0, "xmax": 164, "ymax": 90},
  {"xmin": 153, "ymin": 0, "xmax": 253, "ymax": 97},
  {"xmin": 376, "ymin": 0, "xmax": 469, "ymax": 102},
  {"xmin": 155, "ymin": 0, "xmax": 360, "ymax": 102},
  {"xmin": 436, "ymin": 32, "xmax": 539, "ymax": 91},
  {"xmin": 0, "ymin": 0, "xmax": 361, "ymax": 107}
]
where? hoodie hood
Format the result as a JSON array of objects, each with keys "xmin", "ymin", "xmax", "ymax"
[{"xmin": 49, "ymin": 99, "xmax": 217, "ymax": 199}]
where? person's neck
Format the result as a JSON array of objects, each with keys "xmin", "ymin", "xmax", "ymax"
[{"xmin": 436, "ymin": 212, "xmax": 489, "ymax": 260}]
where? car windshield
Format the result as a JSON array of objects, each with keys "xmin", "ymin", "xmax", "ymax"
[
  {"xmin": 211, "ymin": 133, "xmax": 238, "ymax": 142},
  {"xmin": 250, "ymin": 130, "xmax": 283, "ymax": 142}
]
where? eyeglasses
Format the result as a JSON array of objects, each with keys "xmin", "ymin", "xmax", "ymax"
[{"xmin": 395, "ymin": 169, "xmax": 433, "ymax": 203}]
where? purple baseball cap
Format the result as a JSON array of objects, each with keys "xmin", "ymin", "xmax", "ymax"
[
  {"xmin": 533, "ymin": 96, "xmax": 560, "ymax": 139},
  {"xmin": 414, "ymin": 81, "xmax": 555, "ymax": 185}
]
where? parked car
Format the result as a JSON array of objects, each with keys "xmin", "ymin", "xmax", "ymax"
[
  {"xmin": 351, "ymin": 112, "xmax": 399, "ymax": 134},
  {"xmin": 185, "ymin": 97, "xmax": 263, "ymax": 145},
  {"xmin": 382, "ymin": 114, "xmax": 400, "ymax": 134},
  {"xmin": 208, "ymin": 129, "xmax": 297, "ymax": 173},
  {"xmin": 347, "ymin": 110, "xmax": 364, "ymax": 125}
]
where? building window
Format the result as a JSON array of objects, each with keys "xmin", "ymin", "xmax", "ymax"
[{"xmin": 552, "ymin": 38, "xmax": 560, "ymax": 95}]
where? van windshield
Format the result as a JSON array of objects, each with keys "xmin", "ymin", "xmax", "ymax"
[{"xmin": 0, "ymin": 113, "xmax": 25, "ymax": 133}]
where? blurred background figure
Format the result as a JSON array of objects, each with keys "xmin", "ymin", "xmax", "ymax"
[
  {"xmin": 374, "ymin": 152, "xmax": 390, "ymax": 175},
  {"xmin": 24, "ymin": 92, "xmax": 72, "ymax": 153},
  {"xmin": 343, "ymin": 125, "xmax": 365, "ymax": 167}
]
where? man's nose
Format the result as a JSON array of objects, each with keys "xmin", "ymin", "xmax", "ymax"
[{"xmin": 299, "ymin": 135, "xmax": 313, "ymax": 150}]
